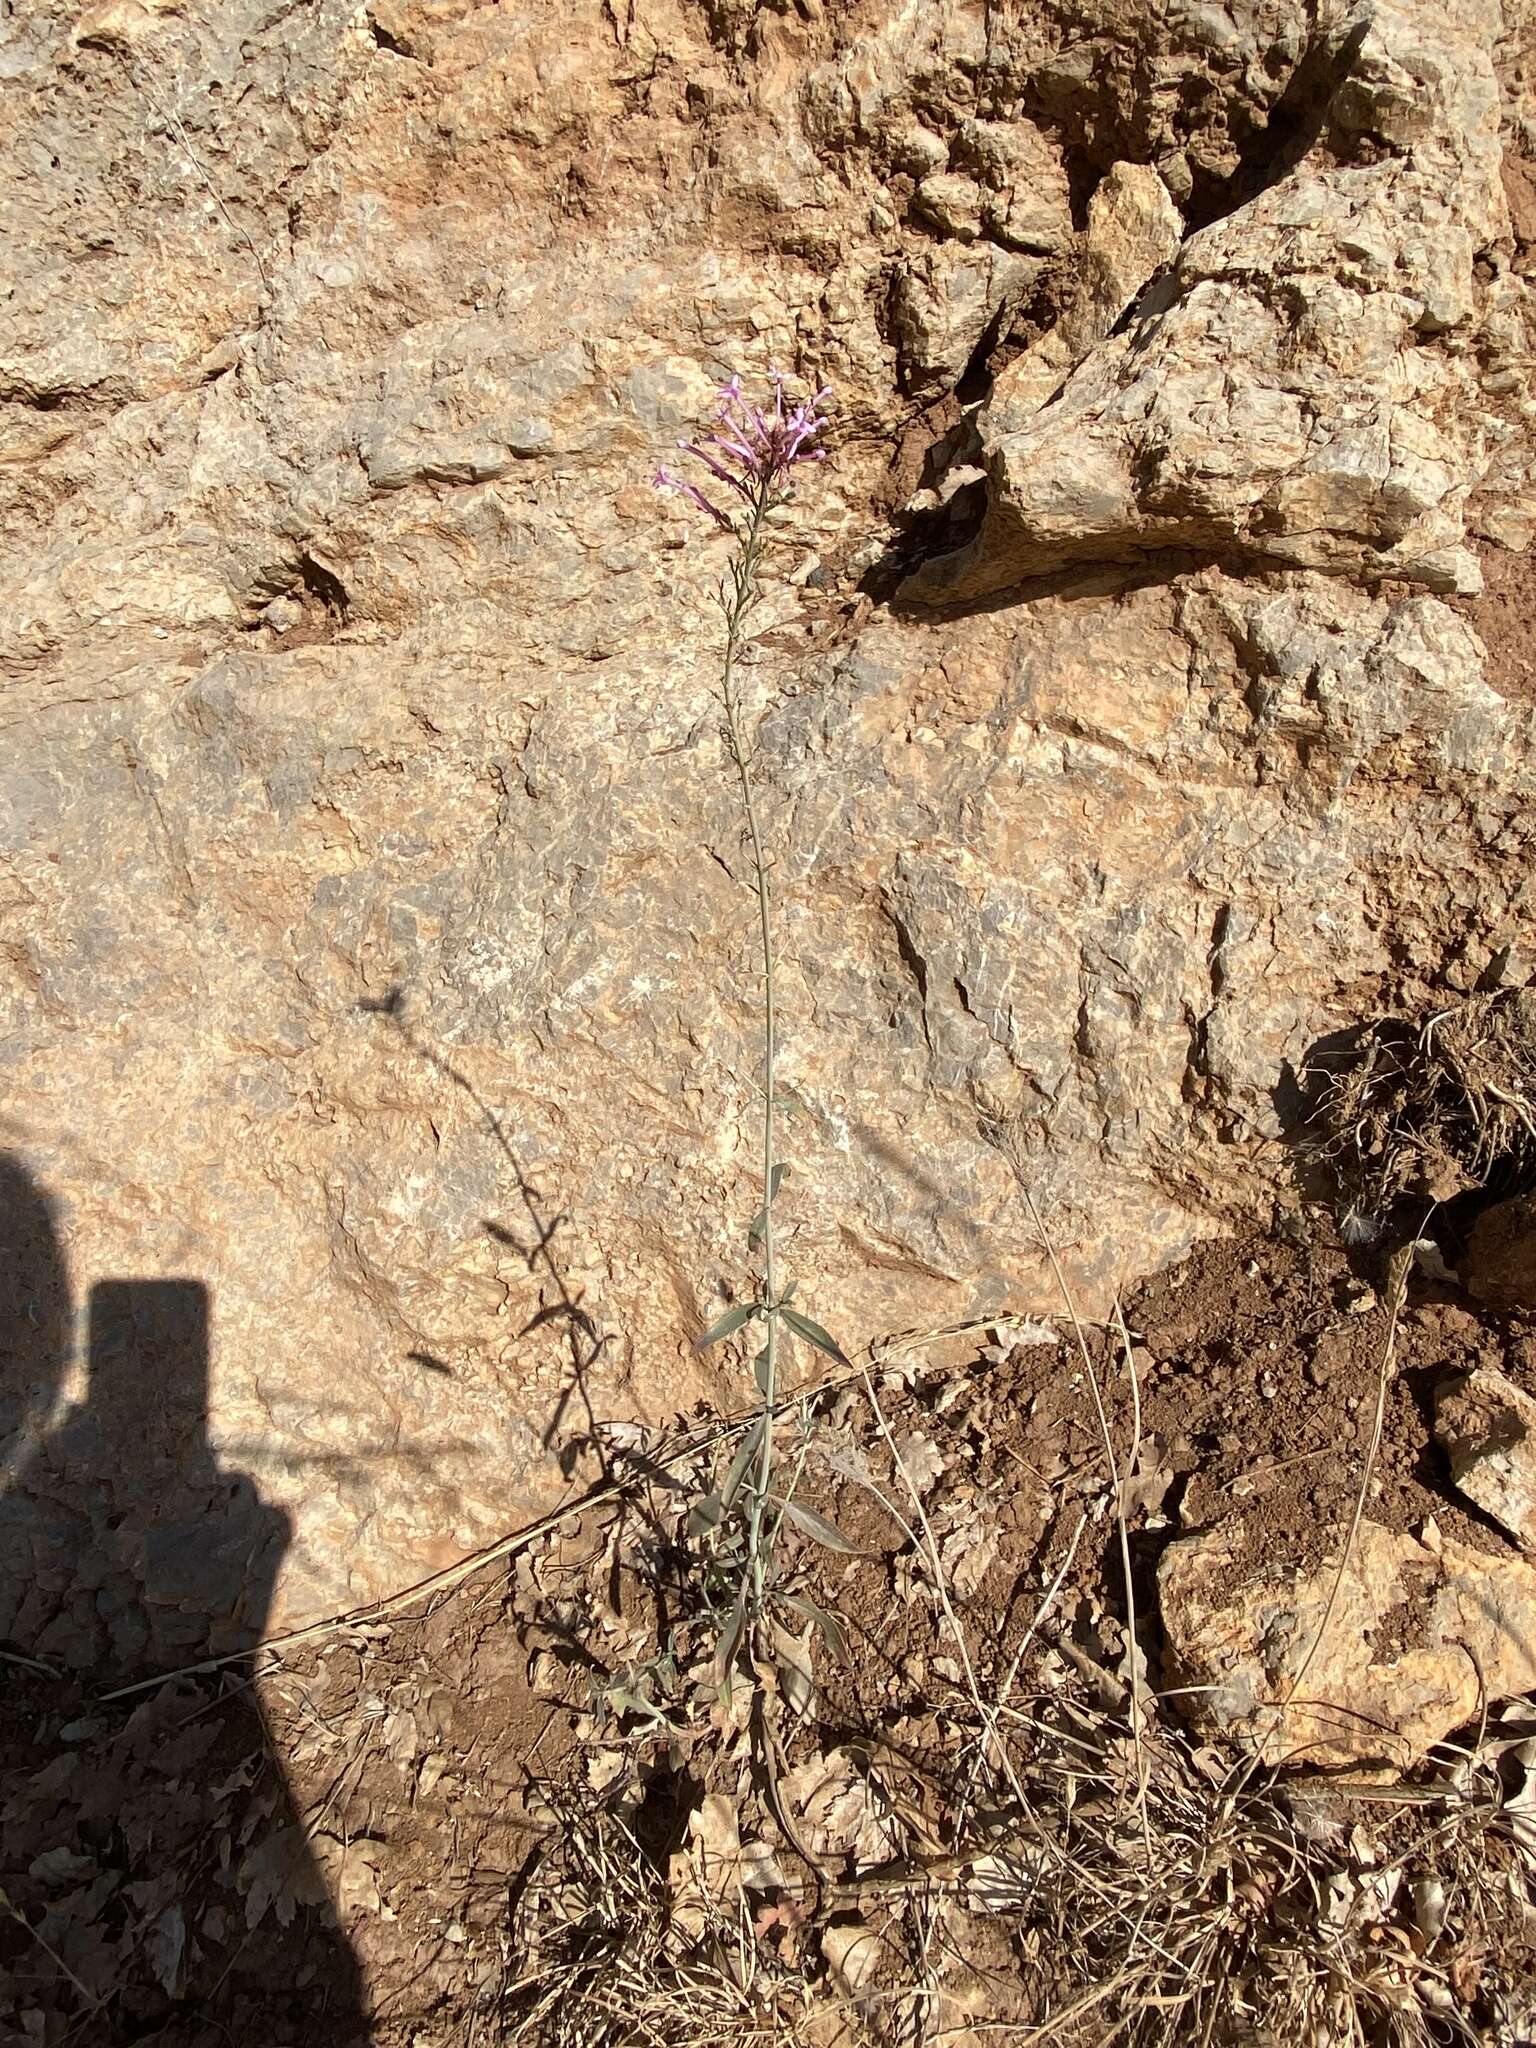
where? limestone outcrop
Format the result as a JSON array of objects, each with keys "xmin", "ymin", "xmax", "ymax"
[
  {"xmin": 2, "ymin": 0, "xmax": 1534, "ymax": 1639},
  {"xmin": 905, "ymin": 0, "xmax": 1533, "ymax": 603}
]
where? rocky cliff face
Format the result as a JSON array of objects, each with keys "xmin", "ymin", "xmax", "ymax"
[{"xmin": 3, "ymin": 0, "xmax": 1534, "ymax": 1640}]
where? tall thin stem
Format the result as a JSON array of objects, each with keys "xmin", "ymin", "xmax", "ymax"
[
  {"xmin": 718, "ymin": 478, "xmax": 779, "ymax": 1616},
  {"xmin": 659, "ymin": 373, "xmax": 830, "ymax": 1644}
]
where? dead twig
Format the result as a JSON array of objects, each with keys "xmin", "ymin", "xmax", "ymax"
[
  {"xmin": 1024, "ymin": 1191, "xmax": 1153, "ymax": 1866},
  {"xmin": 1275, "ymin": 1239, "xmax": 1414, "ymax": 1741},
  {"xmin": 1, "ymin": 1884, "xmax": 105, "ymax": 2013}
]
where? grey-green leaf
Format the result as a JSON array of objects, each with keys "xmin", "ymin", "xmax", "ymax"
[
  {"xmin": 716, "ymin": 1593, "xmax": 749, "ymax": 1699},
  {"xmin": 781, "ymin": 1594, "xmax": 849, "ymax": 1663},
  {"xmin": 720, "ymin": 1416, "xmax": 766, "ymax": 1511},
  {"xmin": 753, "ymin": 1345, "xmax": 773, "ymax": 1396},
  {"xmin": 775, "ymin": 1496, "xmax": 863, "ymax": 1555},
  {"xmin": 747, "ymin": 1163, "xmax": 788, "ymax": 1249},
  {"xmin": 606, "ymin": 1686, "xmax": 674, "ymax": 1728},
  {"xmin": 688, "ymin": 1491, "xmax": 723, "ymax": 1538},
  {"xmin": 695, "ymin": 1302, "xmax": 760, "ymax": 1351},
  {"xmin": 779, "ymin": 1307, "xmax": 849, "ymax": 1365}
]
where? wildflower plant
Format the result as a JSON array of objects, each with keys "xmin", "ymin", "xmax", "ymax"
[{"xmin": 655, "ymin": 372, "xmax": 851, "ymax": 1691}]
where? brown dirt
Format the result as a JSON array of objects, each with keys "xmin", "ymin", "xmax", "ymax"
[
  {"xmin": 1461, "ymin": 541, "xmax": 1536, "ymax": 706},
  {"xmin": 865, "ymin": 389, "xmax": 968, "ymax": 539},
  {"xmin": 263, "ymin": 1585, "xmax": 571, "ymax": 2040},
  {"xmin": 797, "ymin": 1230, "xmax": 1532, "ymax": 1743},
  {"xmin": 7, "ymin": 1226, "xmax": 1536, "ymax": 2044},
  {"xmin": 1, "ymin": 1587, "xmax": 569, "ymax": 2045}
]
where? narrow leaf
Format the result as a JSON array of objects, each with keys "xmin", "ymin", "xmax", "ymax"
[
  {"xmin": 747, "ymin": 1163, "xmax": 788, "ymax": 1248},
  {"xmin": 688, "ymin": 1491, "xmax": 723, "ymax": 1539},
  {"xmin": 779, "ymin": 1307, "xmax": 849, "ymax": 1365},
  {"xmin": 606, "ymin": 1686, "xmax": 675, "ymax": 1729},
  {"xmin": 753, "ymin": 1345, "xmax": 773, "ymax": 1397},
  {"xmin": 720, "ymin": 1417, "xmax": 766, "ymax": 1512},
  {"xmin": 774, "ymin": 1496, "xmax": 864, "ymax": 1556},
  {"xmin": 716, "ymin": 1593, "xmax": 749, "ymax": 1700},
  {"xmin": 695, "ymin": 1302, "xmax": 759, "ymax": 1351},
  {"xmin": 781, "ymin": 1593, "xmax": 848, "ymax": 1664},
  {"xmin": 774, "ymin": 1626, "xmax": 815, "ymax": 1720}
]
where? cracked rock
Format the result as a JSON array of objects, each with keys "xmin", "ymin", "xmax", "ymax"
[
  {"xmin": 3, "ymin": 0, "xmax": 1535, "ymax": 1637},
  {"xmin": 904, "ymin": 0, "xmax": 1519, "ymax": 602},
  {"xmin": 1435, "ymin": 1366, "xmax": 1536, "ymax": 1546},
  {"xmin": 1160, "ymin": 1516, "xmax": 1536, "ymax": 1767}
]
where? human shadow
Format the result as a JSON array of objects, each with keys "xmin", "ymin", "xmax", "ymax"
[{"xmin": 0, "ymin": 1151, "xmax": 368, "ymax": 2044}]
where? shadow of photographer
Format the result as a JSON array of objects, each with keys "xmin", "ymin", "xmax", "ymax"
[{"xmin": 0, "ymin": 1150, "xmax": 367, "ymax": 2044}]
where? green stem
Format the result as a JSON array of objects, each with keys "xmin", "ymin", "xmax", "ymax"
[{"xmin": 720, "ymin": 479, "xmax": 778, "ymax": 1621}]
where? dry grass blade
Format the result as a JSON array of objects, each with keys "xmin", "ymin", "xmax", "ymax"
[
  {"xmin": 1023, "ymin": 1191, "xmax": 1152, "ymax": 1865},
  {"xmin": 1257, "ymin": 1238, "xmax": 1413, "ymax": 1767},
  {"xmin": 497, "ymin": 1464, "xmax": 1533, "ymax": 2048},
  {"xmin": 1, "ymin": 1883, "xmax": 105, "ymax": 2012},
  {"xmin": 857, "ymin": 1363, "xmax": 1193, "ymax": 1995},
  {"xmin": 502, "ymin": 1795, "xmax": 811, "ymax": 2048}
]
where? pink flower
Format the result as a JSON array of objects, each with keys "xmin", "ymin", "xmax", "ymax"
[
  {"xmin": 653, "ymin": 373, "xmax": 832, "ymax": 535},
  {"xmin": 653, "ymin": 465, "xmax": 734, "ymax": 533}
]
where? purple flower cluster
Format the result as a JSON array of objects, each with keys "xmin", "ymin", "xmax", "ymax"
[{"xmin": 654, "ymin": 371, "xmax": 832, "ymax": 535}]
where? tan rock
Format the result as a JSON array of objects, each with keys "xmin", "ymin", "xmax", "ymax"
[
  {"xmin": 984, "ymin": 162, "xmax": 1183, "ymax": 432},
  {"xmin": 914, "ymin": 171, "xmax": 985, "ymax": 244},
  {"xmin": 1435, "ymin": 1367, "xmax": 1536, "ymax": 1545},
  {"xmin": 1460, "ymin": 1196, "xmax": 1536, "ymax": 1312},
  {"xmin": 1159, "ymin": 1517, "xmax": 1536, "ymax": 1767},
  {"xmin": 962, "ymin": 116, "xmax": 1074, "ymax": 255},
  {"xmin": 72, "ymin": 0, "xmax": 178, "ymax": 49},
  {"xmin": 889, "ymin": 241, "xmax": 1038, "ymax": 392},
  {"xmin": 905, "ymin": 0, "xmax": 1522, "ymax": 602},
  {"xmin": 0, "ymin": 0, "xmax": 1534, "ymax": 1652},
  {"xmin": 822, "ymin": 1916, "xmax": 898, "ymax": 2000}
]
